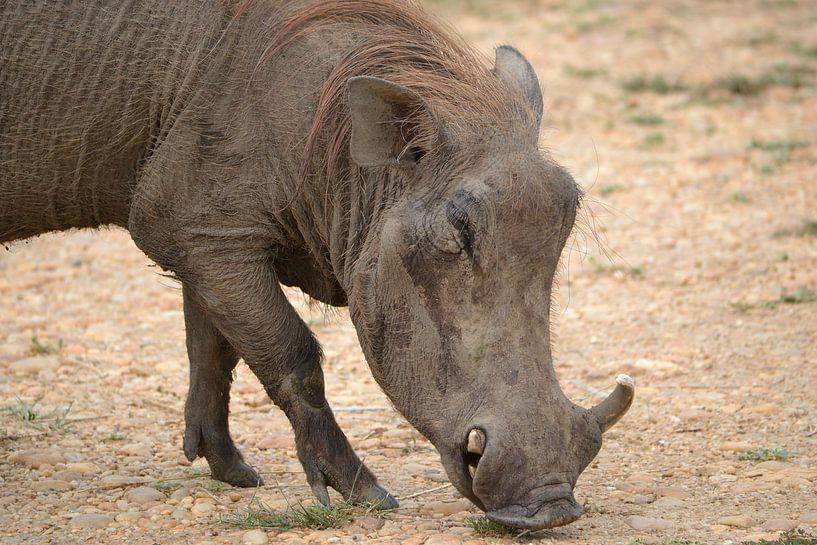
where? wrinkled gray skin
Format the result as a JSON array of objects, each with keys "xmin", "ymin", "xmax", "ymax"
[{"xmin": 0, "ymin": 0, "xmax": 631, "ymax": 529}]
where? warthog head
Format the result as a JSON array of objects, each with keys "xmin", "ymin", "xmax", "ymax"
[{"xmin": 345, "ymin": 46, "xmax": 634, "ymax": 529}]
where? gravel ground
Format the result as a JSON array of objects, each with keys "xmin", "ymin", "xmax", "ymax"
[{"xmin": 2, "ymin": 1, "xmax": 816, "ymax": 544}]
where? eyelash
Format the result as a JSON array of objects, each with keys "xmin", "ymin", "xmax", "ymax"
[{"xmin": 446, "ymin": 203, "xmax": 475, "ymax": 258}]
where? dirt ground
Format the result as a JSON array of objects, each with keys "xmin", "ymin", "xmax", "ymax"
[{"xmin": 1, "ymin": 1, "xmax": 816, "ymax": 544}]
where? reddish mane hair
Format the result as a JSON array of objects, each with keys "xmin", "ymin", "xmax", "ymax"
[{"xmin": 234, "ymin": 0, "xmax": 536, "ymax": 198}]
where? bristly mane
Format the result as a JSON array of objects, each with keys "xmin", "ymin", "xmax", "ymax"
[{"xmin": 234, "ymin": 0, "xmax": 536, "ymax": 187}]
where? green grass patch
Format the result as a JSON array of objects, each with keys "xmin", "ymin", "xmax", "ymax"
[
  {"xmin": 586, "ymin": 64, "xmax": 811, "ymax": 102},
  {"xmin": 779, "ymin": 287, "xmax": 817, "ymax": 304},
  {"xmin": 733, "ymin": 287, "xmax": 817, "ymax": 311},
  {"xmin": 731, "ymin": 191, "xmax": 750, "ymax": 204},
  {"xmin": 628, "ymin": 113, "xmax": 665, "ymax": 126},
  {"xmin": 621, "ymin": 75, "xmax": 688, "ymax": 94},
  {"xmin": 747, "ymin": 30, "xmax": 778, "ymax": 46},
  {"xmin": 746, "ymin": 529, "xmax": 817, "ymax": 545},
  {"xmin": 106, "ymin": 431, "xmax": 125, "ymax": 441},
  {"xmin": 564, "ymin": 64, "xmax": 607, "ymax": 79},
  {"xmin": 749, "ymin": 138, "xmax": 808, "ymax": 161},
  {"xmin": 2, "ymin": 396, "xmax": 74, "ymax": 432},
  {"xmin": 30, "ymin": 337, "xmax": 63, "ymax": 355},
  {"xmin": 739, "ymin": 448, "xmax": 793, "ymax": 462},
  {"xmin": 467, "ymin": 516, "xmax": 526, "ymax": 538},
  {"xmin": 640, "ymin": 132, "xmax": 666, "ymax": 148},
  {"xmin": 761, "ymin": 63, "xmax": 816, "ymax": 88},
  {"xmin": 760, "ymin": 287, "xmax": 817, "ymax": 309},
  {"xmin": 155, "ymin": 480, "xmax": 183, "ymax": 493},
  {"xmin": 773, "ymin": 219, "xmax": 817, "ymax": 238},
  {"xmin": 729, "ymin": 301, "xmax": 755, "ymax": 313},
  {"xmin": 708, "ymin": 64, "xmax": 815, "ymax": 96},
  {"xmin": 4, "ymin": 396, "xmax": 43, "ymax": 422},
  {"xmin": 224, "ymin": 499, "xmax": 357, "ymax": 531},
  {"xmin": 757, "ymin": 162, "xmax": 777, "ymax": 175},
  {"xmin": 207, "ymin": 480, "xmax": 226, "ymax": 493},
  {"xmin": 790, "ymin": 42, "xmax": 817, "ymax": 60},
  {"xmin": 49, "ymin": 404, "xmax": 74, "ymax": 432},
  {"xmin": 710, "ymin": 74, "xmax": 766, "ymax": 96}
]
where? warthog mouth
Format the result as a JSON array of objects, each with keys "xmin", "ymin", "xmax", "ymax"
[
  {"xmin": 486, "ymin": 495, "xmax": 584, "ymax": 530},
  {"xmin": 461, "ymin": 431, "xmax": 581, "ymax": 530},
  {"xmin": 447, "ymin": 375, "xmax": 636, "ymax": 530}
]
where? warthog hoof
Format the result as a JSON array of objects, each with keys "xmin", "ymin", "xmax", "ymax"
[
  {"xmin": 351, "ymin": 483, "xmax": 398, "ymax": 510},
  {"xmin": 211, "ymin": 460, "xmax": 264, "ymax": 488}
]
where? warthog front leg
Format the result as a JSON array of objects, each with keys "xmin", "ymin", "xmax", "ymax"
[
  {"xmin": 182, "ymin": 287, "xmax": 263, "ymax": 487},
  {"xmin": 183, "ymin": 260, "xmax": 396, "ymax": 508}
]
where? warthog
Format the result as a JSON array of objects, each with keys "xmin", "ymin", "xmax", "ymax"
[{"xmin": 0, "ymin": 0, "xmax": 634, "ymax": 529}]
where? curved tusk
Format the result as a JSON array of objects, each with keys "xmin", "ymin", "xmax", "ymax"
[
  {"xmin": 588, "ymin": 374, "xmax": 635, "ymax": 433},
  {"xmin": 467, "ymin": 428, "xmax": 486, "ymax": 455}
]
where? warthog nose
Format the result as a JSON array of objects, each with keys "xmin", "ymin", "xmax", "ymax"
[{"xmin": 465, "ymin": 428, "xmax": 486, "ymax": 478}]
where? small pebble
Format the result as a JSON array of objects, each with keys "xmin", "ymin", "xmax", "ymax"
[
  {"xmin": 630, "ymin": 494, "xmax": 655, "ymax": 505},
  {"xmin": 424, "ymin": 535, "xmax": 463, "ymax": 545},
  {"xmin": 30, "ymin": 479, "xmax": 72, "ymax": 492},
  {"xmin": 744, "ymin": 403, "xmax": 779, "ymax": 416},
  {"xmin": 652, "ymin": 496, "xmax": 685, "ymax": 508},
  {"xmin": 9, "ymin": 449, "xmax": 66, "ymax": 469},
  {"xmin": 170, "ymin": 487, "xmax": 194, "ymax": 501},
  {"xmin": 403, "ymin": 462, "xmax": 428, "ymax": 476},
  {"xmin": 625, "ymin": 515, "xmax": 675, "ymax": 531},
  {"xmin": 66, "ymin": 462, "xmax": 100, "ymax": 474},
  {"xmin": 421, "ymin": 499, "xmax": 472, "ymax": 516},
  {"xmin": 800, "ymin": 512, "xmax": 817, "ymax": 524},
  {"xmin": 190, "ymin": 503, "xmax": 215, "ymax": 516},
  {"xmin": 125, "ymin": 486, "xmax": 165, "ymax": 505},
  {"xmin": 718, "ymin": 442, "xmax": 753, "ymax": 452},
  {"xmin": 8, "ymin": 355, "xmax": 60, "ymax": 374},
  {"xmin": 761, "ymin": 518, "xmax": 799, "ymax": 531},
  {"xmin": 242, "ymin": 529, "xmax": 269, "ymax": 544},
  {"xmin": 357, "ymin": 515, "xmax": 386, "ymax": 531},
  {"xmin": 655, "ymin": 487, "xmax": 691, "ymax": 500},
  {"xmin": 69, "ymin": 514, "xmax": 114, "ymax": 529},
  {"xmin": 118, "ymin": 443, "xmax": 153, "ymax": 458},
  {"xmin": 718, "ymin": 515, "xmax": 756, "ymax": 528}
]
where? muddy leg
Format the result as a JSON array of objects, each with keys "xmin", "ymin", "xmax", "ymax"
[
  {"xmin": 182, "ymin": 287, "xmax": 262, "ymax": 487},
  {"xmin": 253, "ymin": 323, "xmax": 397, "ymax": 508},
  {"xmin": 185, "ymin": 265, "xmax": 396, "ymax": 508}
]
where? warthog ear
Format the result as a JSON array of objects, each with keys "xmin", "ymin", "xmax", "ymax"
[
  {"xmin": 494, "ymin": 45, "xmax": 543, "ymax": 128},
  {"xmin": 347, "ymin": 76, "xmax": 432, "ymax": 168}
]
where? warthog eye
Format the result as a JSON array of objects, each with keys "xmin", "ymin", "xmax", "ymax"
[{"xmin": 446, "ymin": 202, "xmax": 474, "ymax": 258}]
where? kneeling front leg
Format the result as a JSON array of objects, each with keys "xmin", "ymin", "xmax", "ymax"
[{"xmin": 188, "ymin": 262, "xmax": 396, "ymax": 508}]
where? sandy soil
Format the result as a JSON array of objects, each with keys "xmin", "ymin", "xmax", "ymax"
[{"xmin": 1, "ymin": 1, "xmax": 816, "ymax": 544}]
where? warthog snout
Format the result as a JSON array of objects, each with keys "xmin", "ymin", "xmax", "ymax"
[{"xmin": 455, "ymin": 375, "xmax": 635, "ymax": 530}]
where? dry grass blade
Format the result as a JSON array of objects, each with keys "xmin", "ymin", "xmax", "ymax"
[{"xmin": 397, "ymin": 483, "xmax": 452, "ymax": 500}]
